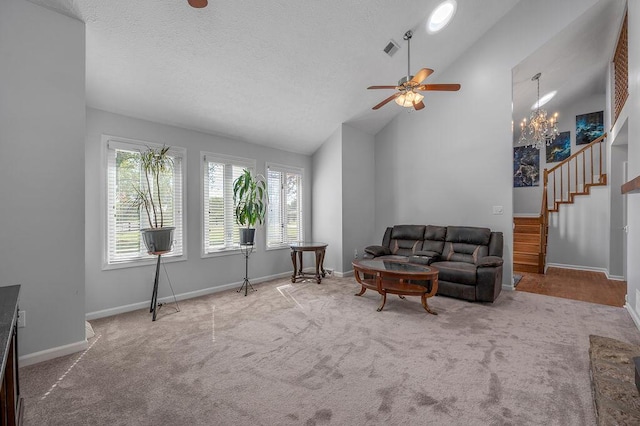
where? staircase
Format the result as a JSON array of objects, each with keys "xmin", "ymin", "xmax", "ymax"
[
  {"xmin": 513, "ymin": 216, "xmax": 544, "ymax": 273},
  {"xmin": 513, "ymin": 134, "xmax": 607, "ymax": 274}
]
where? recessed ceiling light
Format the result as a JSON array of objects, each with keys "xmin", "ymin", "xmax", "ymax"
[
  {"xmin": 531, "ymin": 91, "xmax": 557, "ymax": 110},
  {"xmin": 427, "ymin": 0, "xmax": 457, "ymax": 34}
]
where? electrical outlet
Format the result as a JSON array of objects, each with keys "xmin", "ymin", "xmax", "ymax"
[
  {"xmin": 354, "ymin": 249, "xmax": 358, "ymax": 259},
  {"xmin": 18, "ymin": 310, "xmax": 25, "ymax": 328},
  {"xmin": 492, "ymin": 205, "xmax": 504, "ymax": 215}
]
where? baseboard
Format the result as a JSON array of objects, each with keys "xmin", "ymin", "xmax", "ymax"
[
  {"xmin": 335, "ymin": 270, "xmax": 353, "ymax": 278},
  {"xmin": 20, "ymin": 339, "xmax": 89, "ymax": 367},
  {"xmin": 625, "ymin": 303, "xmax": 640, "ymax": 332},
  {"xmin": 86, "ymin": 271, "xmax": 291, "ymax": 320},
  {"xmin": 608, "ymin": 275, "xmax": 626, "ymax": 281},
  {"xmin": 545, "ymin": 263, "xmax": 620, "ymax": 279},
  {"xmin": 502, "ymin": 284, "xmax": 515, "ymax": 291}
]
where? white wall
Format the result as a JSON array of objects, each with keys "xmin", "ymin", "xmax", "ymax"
[
  {"xmin": 609, "ymin": 142, "xmax": 628, "ymax": 278},
  {"xmin": 373, "ymin": 0, "xmax": 603, "ymax": 288},
  {"xmin": 311, "ymin": 127, "xmax": 343, "ymax": 272},
  {"xmin": 341, "ymin": 124, "xmax": 375, "ymax": 272},
  {"xmin": 85, "ymin": 108, "xmax": 312, "ymax": 315},
  {"xmin": 0, "ymin": 0, "xmax": 86, "ymax": 356},
  {"xmin": 513, "ymin": 94, "xmax": 606, "ymax": 214},
  {"xmin": 623, "ymin": 1, "xmax": 640, "ymax": 322}
]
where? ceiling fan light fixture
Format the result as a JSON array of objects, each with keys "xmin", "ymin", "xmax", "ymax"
[
  {"xmin": 427, "ymin": 0, "xmax": 457, "ymax": 34},
  {"xmin": 395, "ymin": 91, "xmax": 424, "ymax": 108}
]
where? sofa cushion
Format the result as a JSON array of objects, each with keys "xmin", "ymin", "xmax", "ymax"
[
  {"xmin": 389, "ymin": 225, "xmax": 425, "ymax": 256},
  {"xmin": 433, "ymin": 261, "xmax": 477, "ymax": 285},
  {"xmin": 390, "ymin": 225, "xmax": 426, "ymax": 240},
  {"xmin": 441, "ymin": 226, "xmax": 491, "ymax": 264},
  {"xmin": 446, "ymin": 226, "xmax": 491, "ymax": 245},
  {"xmin": 421, "ymin": 225, "xmax": 447, "ymax": 254}
]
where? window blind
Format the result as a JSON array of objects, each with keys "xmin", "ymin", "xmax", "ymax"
[
  {"xmin": 266, "ymin": 164, "xmax": 303, "ymax": 248},
  {"xmin": 203, "ymin": 153, "xmax": 255, "ymax": 254},
  {"xmin": 106, "ymin": 139, "xmax": 184, "ymax": 265}
]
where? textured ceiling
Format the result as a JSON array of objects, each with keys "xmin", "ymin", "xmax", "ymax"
[{"xmin": 27, "ymin": 0, "xmax": 520, "ymax": 154}]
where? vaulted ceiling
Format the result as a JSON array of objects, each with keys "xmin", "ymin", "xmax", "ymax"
[{"xmin": 28, "ymin": 0, "xmax": 520, "ymax": 154}]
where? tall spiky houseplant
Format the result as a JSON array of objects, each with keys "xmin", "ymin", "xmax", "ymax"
[
  {"xmin": 233, "ymin": 169, "xmax": 267, "ymax": 245},
  {"xmin": 133, "ymin": 145, "xmax": 176, "ymax": 254}
]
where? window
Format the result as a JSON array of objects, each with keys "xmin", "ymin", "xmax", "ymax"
[
  {"xmin": 202, "ymin": 153, "xmax": 255, "ymax": 254},
  {"xmin": 105, "ymin": 137, "xmax": 185, "ymax": 266},
  {"xmin": 266, "ymin": 163, "xmax": 303, "ymax": 248}
]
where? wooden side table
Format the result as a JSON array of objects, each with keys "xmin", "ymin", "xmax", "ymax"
[{"xmin": 290, "ymin": 242, "xmax": 328, "ymax": 284}]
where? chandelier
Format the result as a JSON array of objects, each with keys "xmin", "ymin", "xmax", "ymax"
[{"xmin": 519, "ymin": 72, "xmax": 559, "ymax": 149}]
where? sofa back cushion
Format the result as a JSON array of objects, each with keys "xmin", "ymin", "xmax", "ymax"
[
  {"xmin": 389, "ymin": 225, "xmax": 425, "ymax": 256},
  {"xmin": 421, "ymin": 225, "xmax": 447, "ymax": 254},
  {"xmin": 441, "ymin": 226, "xmax": 491, "ymax": 264}
]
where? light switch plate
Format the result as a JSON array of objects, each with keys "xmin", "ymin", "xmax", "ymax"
[{"xmin": 492, "ymin": 205, "xmax": 504, "ymax": 215}]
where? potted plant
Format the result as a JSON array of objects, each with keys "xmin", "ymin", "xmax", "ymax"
[
  {"xmin": 233, "ymin": 169, "xmax": 267, "ymax": 245},
  {"xmin": 133, "ymin": 145, "xmax": 175, "ymax": 254}
]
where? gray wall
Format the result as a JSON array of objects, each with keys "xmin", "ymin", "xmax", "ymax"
[
  {"xmin": 621, "ymin": 1, "xmax": 640, "ymax": 320},
  {"xmin": 341, "ymin": 125, "xmax": 375, "ymax": 271},
  {"xmin": 311, "ymin": 127, "xmax": 343, "ymax": 272},
  {"xmin": 373, "ymin": 0, "xmax": 603, "ymax": 288},
  {"xmin": 0, "ymin": 0, "xmax": 86, "ymax": 355},
  {"xmin": 85, "ymin": 108, "xmax": 312, "ymax": 315}
]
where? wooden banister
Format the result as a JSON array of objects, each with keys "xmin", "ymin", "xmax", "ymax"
[{"xmin": 546, "ymin": 133, "xmax": 607, "ymax": 174}]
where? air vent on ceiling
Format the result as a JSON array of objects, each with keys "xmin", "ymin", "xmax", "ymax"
[{"xmin": 383, "ymin": 40, "xmax": 400, "ymax": 57}]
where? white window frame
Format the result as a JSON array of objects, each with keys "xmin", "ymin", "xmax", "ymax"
[
  {"xmin": 102, "ymin": 135, "xmax": 187, "ymax": 270},
  {"xmin": 201, "ymin": 152, "xmax": 256, "ymax": 257},
  {"xmin": 266, "ymin": 162, "xmax": 304, "ymax": 250}
]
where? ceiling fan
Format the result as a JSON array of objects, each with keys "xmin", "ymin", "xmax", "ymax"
[{"xmin": 368, "ymin": 30, "xmax": 461, "ymax": 111}]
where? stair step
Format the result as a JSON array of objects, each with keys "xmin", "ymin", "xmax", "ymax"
[
  {"xmin": 513, "ymin": 217, "xmax": 540, "ymax": 225},
  {"xmin": 514, "ymin": 233, "xmax": 541, "ymax": 244},
  {"xmin": 514, "ymin": 241, "xmax": 540, "ymax": 253},
  {"xmin": 513, "ymin": 262, "xmax": 541, "ymax": 273},
  {"xmin": 514, "ymin": 252, "xmax": 540, "ymax": 264},
  {"xmin": 514, "ymin": 224, "xmax": 541, "ymax": 234}
]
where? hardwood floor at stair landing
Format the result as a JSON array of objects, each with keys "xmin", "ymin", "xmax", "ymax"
[{"xmin": 516, "ymin": 267, "xmax": 626, "ymax": 307}]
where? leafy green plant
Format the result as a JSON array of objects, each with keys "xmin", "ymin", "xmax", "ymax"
[
  {"xmin": 233, "ymin": 169, "xmax": 267, "ymax": 228},
  {"xmin": 132, "ymin": 145, "xmax": 174, "ymax": 228}
]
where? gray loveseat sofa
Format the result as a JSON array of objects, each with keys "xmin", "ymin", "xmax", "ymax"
[{"xmin": 363, "ymin": 225, "xmax": 504, "ymax": 302}]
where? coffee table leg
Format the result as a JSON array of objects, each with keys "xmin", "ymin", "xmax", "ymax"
[
  {"xmin": 421, "ymin": 293, "xmax": 438, "ymax": 315},
  {"xmin": 377, "ymin": 291, "xmax": 387, "ymax": 312},
  {"xmin": 315, "ymin": 249, "xmax": 322, "ymax": 284},
  {"xmin": 353, "ymin": 270, "xmax": 367, "ymax": 296}
]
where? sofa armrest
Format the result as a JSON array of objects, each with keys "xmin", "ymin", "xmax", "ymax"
[
  {"xmin": 409, "ymin": 251, "xmax": 440, "ymax": 265},
  {"xmin": 365, "ymin": 245, "xmax": 391, "ymax": 257},
  {"xmin": 476, "ymin": 256, "xmax": 503, "ymax": 267}
]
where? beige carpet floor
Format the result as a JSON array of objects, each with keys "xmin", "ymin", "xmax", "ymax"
[{"xmin": 20, "ymin": 276, "xmax": 640, "ymax": 425}]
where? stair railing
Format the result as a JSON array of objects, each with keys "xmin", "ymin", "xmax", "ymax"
[{"xmin": 538, "ymin": 133, "xmax": 608, "ymax": 272}]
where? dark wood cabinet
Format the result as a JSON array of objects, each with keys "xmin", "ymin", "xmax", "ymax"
[{"xmin": 0, "ymin": 285, "xmax": 22, "ymax": 426}]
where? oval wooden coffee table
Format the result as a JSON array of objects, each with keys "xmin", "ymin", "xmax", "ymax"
[{"xmin": 352, "ymin": 259, "xmax": 439, "ymax": 314}]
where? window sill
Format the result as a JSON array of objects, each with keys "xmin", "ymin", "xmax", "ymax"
[
  {"xmin": 102, "ymin": 254, "xmax": 187, "ymax": 271},
  {"xmin": 266, "ymin": 245, "xmax": 291, "ymax": 251},
  {"xmin": 201, "ymin": 247, "xmax": 248, "ymax": 259}
]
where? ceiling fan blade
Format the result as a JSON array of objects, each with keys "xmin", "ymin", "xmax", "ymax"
[
  {"xmin": 410, "ymin": 68, "xmax": 434, "ymax": 85},
  {"xmin": 367, "ymin": 86, "xmax": 399, "ymax": 90},
  {"xmin": 372, "ymin": 93, "xmax": 401, "ymax": 110},
  {"xmin": 417, "ymin": 84, "xmax": 461, "ymax": 91},
  {"xmin": 413, "ymin": 100, "xmax": 425, "ymax": 111}
]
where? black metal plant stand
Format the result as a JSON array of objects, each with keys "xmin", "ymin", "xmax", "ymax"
[
  {"xmin": 237, "ymin": 244, "xmax": 256, "ymax": 296},
  {"xmin": 150, "ymin": 252, "xmax": 180, "ymax": 321}
]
